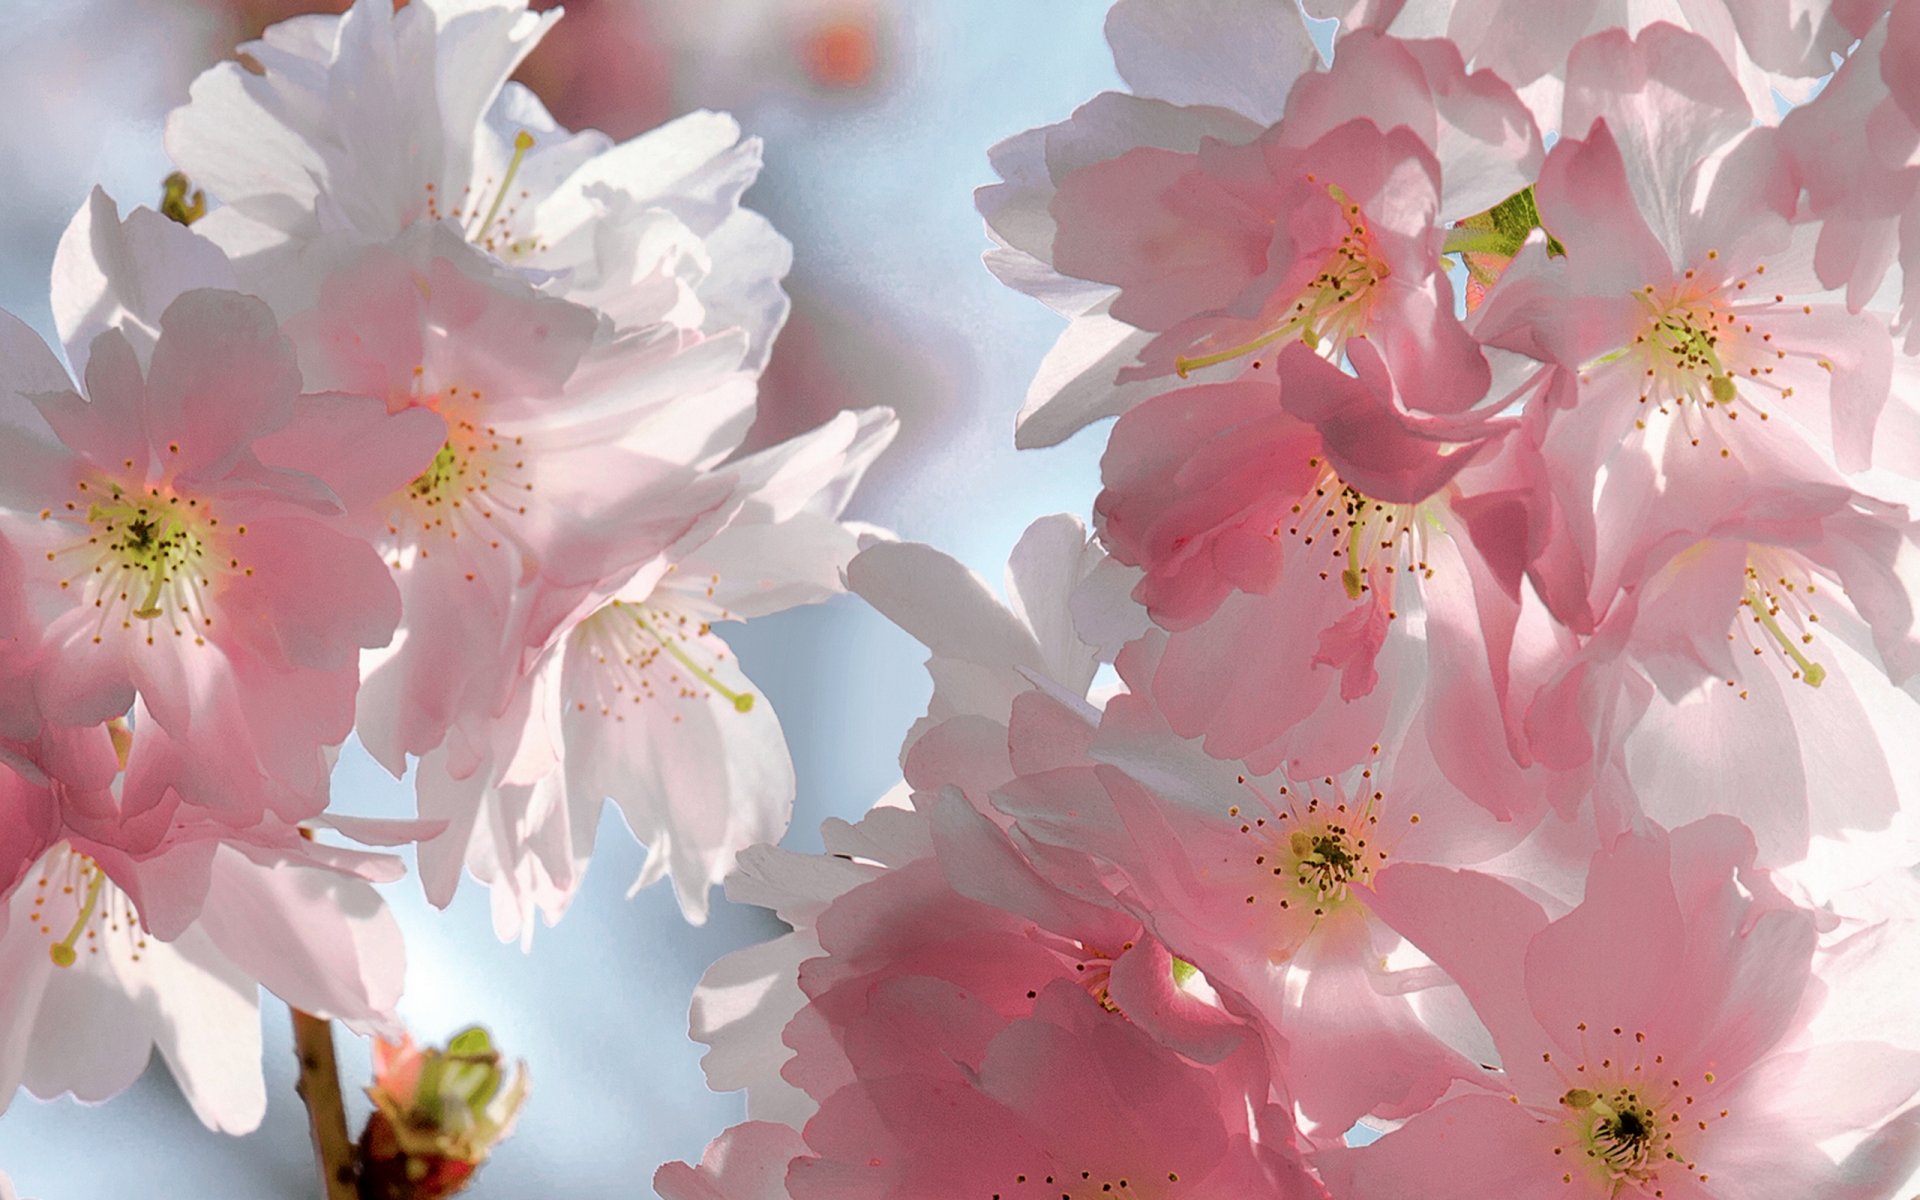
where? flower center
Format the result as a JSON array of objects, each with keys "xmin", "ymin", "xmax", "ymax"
[
  {"xmin": 571, "ymin": 599, "xmax": 757, "ymax": 718},
  {"xmin": 1282, "ymin": 458, "xmax": 1429, "ymax": 605},
  {"xmin": 1290, "ymin": 827, "xmax": 1362, "ymax": 897},
  {"xmin": 1061, "ymin": 939, "xmax": 1140, "ymax": 1015},
  {"xmin": 1731, "ymin": 550, "xmax": 1827, "ymax": 691},
  {"xmin": 1563, "ymin": 1087, "xmax": 1666, "ymax": 1181},
  {"xmin": 1175, "ymin": 182, "xmax": 1389, "ymax": 377},
  {"xmin": 1611, "ymin": 254, "xmax": 1823, "ymax": 452},
  {"xmin": 423, "ymin": 130, "xmax": 549, "ymax": 260},
  {"xmin": 387, "ymin": 384, "xmax": 530, "ymax": 562},
  {"xmin": 1231, "ymin": 766, "xmax": 1408, "ymax": 924},
  {"xmin": 407, "ymin": 443, "xmax": 467, "ymax": 505},
  {"xmin": 42, "ymin": 479, "xmax": 230, "ymax": 645},
  {"xmin": 1538, "ymin": 1025, "xmax": 1724, "ymax": 1192},
  {"xmin": 26, "ymin": 846, "xmax": 147, "ymax": 969}
]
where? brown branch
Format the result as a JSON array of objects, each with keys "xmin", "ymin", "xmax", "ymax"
[{"xmin": 291, "ymin": 1008, "xmax": 359, "ymax": 1200}]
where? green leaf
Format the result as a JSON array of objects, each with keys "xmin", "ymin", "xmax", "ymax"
[{"xmin": 1442, "ymin": 185, "xmax": 1565, "ymax": 260}]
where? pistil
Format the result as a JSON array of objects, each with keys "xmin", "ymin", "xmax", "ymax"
[
  {"xmin": 48, "ymin": 865, "xmax": 105, "ymax": 968},
  {"xmin": 633, "ymin": 612, "xmax": 756, "ymax": 712}
]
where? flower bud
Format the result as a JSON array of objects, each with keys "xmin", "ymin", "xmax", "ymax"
[{"xmin": 357, "ymin": 1027, "xmax": 527, "ymax": 1200}]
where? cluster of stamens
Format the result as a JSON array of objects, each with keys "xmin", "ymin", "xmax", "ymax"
[
  {"xmin": 571, "ymin": 596, "xmax": 756, "ymax": 721},
  {"xmin": 422, "ymin": 130, "xmax": 550, "ymax": 259},
  {"xmin": 389, "ymin": 380, "xmax": 530, "ymax": 567},
  {"xmin": 1280, "ymin": 458, "xmax": 1430, "ymax": 607},
  {"xmin": 42, "ymin": 475, "xmax": 230, "ymax": 647},
  {"xmin": 1727, "ymin": 551, "xmax": 1827, "ymax": 692},
  {"xmin": 1620, "ymin": 254, "xmax": 1827, "ymax": 453},
  {"xmin": 1536, "ymin": 1024, "xmax": 1725, "ymax": 1193},
  {"xmin": 1174, "ymin": 180, "xmax": 1389, "ymax": 378},
  {"xmin": 27, "ymin": 847, "xmax": 147, "ymax": 969},
  {"xmin": 1230, "ymin": 758, "xmax": 1414, "ymax": 928}
]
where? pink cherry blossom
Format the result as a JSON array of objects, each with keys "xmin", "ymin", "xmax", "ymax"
[
  {"xmin": 167, "ymin": 0, "xmax": 791, "ymax": 361},
  {"xmin": 1326, "ymin": 817, "xmax": 1920, "ymax": 1199},
  {"xmin": 664, "ymin": 786, "xmax": 1302, "ymax": 1197},
  {"xmin": 0, "ymin": 822, "xmax": 406, "ymax": 1133},
  {"xmin": 1496, "ymin": 464, "xmax": 1920, "ymax": 867},
  {"xmin": 1093, "ymin": 358, "xmax": 1544, "ymax": 784},
  {"xmin": 411, "ymin": 405, "xmax": 895, "ymax": 934},
  {"xmin": 998, "ymin": 632, "xmax": 1578, "ymax": 1135},
  {"xmin": 1475, "ymin": 25, "xmax": 1894, "ymax": 503},
  {"xmin": 979, "ymin": 18, "xmax": 1539, "ymax": 447},
  {"xmin": 1096, "ymin": 343, "xmax": 1492, "ymax": 631},
  {"xmin": 1046, "ymin": 115, "xmax": 1485, "ymax": 406},
  {"xmin": 785, "ymin": 981, "xmax": 1320, "ymax": 1200},
  {"xmin": 1780, "ymin": 6, "xmax": 1920, "ymax": 354},
  {"xmin": 0, "ymin": 278, "xmax": 443, "ymax": 826},
  {"xmin": 276, "ymin": 224, "xmax": 742, "ymax": 778},
  {"xmin": 1461, "ymin": 28, "xmax": 1907, "ymax": 698}
]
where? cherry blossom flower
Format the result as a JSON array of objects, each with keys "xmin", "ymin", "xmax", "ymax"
[
  {"xmin": 999, "ymin": 626, "xmax": 1585, "ymax": 1135},
  {"xmin": 979, "ymin": 10, "xmax": 1538, "ymax": 447},
  {"xmin": 167, "ymin": 0, "xmax": 790, "ymax": 361},
  {"xmin": 0, "ymin": 823, "xmax": 406, "ymax": 1133},
  {"xmin": 0, "ymin": 233, "xmax": 444, "ymax": 826},
  {"xmin": 411, "ymin": 406, "xmax": 896, "ymax": 934},
  {"xmin": 1497, "ymin": 465, "xmax": 1920, "ymax": 867},
  {"xmin": 1780, "ymin": 5, "xmax": 1920, "ymax": 354},
  {"xmin": 665, "ymin": 793, "xmax": 1311, "ymax": 1200},
  {"xmin": 1088, "ymin": 339, "xmax": 1539, "ymax": 778},
  {"xmin": 784, "ymin": 980, "xmax": 1319, "ymax": 1200},
  {"xmin": 1325, "ymin": 817, "xmax": 1920, "ymax": 1199},
  {"xmin": 276, "ymin": 224, "xmax": 743, "ymax": 780},
  {"xmin": 1325, "ymin": 0, "xmax": 1874, "ymax": 121},
  {"xmin": 1473, "ymin": 26, "xmax": 1895, "ymax": 553}
]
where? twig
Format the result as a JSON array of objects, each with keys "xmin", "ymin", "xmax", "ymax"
[{"xmin": 291, "ymin": 1008, "xmax": 359, "ymax": 1200}]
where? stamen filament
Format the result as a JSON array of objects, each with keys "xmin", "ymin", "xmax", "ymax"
[
  {"xmin": 1342, "ymin": 519, "xmax": 1366, "ymax": 600},
  {"xmin": 633, "ymin": 613, "xmax": 756, "ymax": 712},
  {"xmin": 473, "ymin": 130, "xmax": 535, "ymax": 244},
  {"xmin": 49, "ymin": 866, "xmax": 104, "ymax": 967},
  {"xmin": 1175, "ymin": 324, "xmax": 1297, "ymax": 378},
  {"xmin": 1747, "ymin": 586, "xmax": 1826, "ymax": 687}
]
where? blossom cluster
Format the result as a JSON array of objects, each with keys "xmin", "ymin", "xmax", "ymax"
[
  {"xmin": 0, "ymin": 0, "xmax": 893, "ymax": 1132},
  {"xmin": 661, "ymin": 2, "xmax": 1920, "ymax": 1198}
]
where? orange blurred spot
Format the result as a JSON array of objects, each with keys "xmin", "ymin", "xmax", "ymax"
[{"xmin": 801, "ymin": 17, "xmax": 878, "ymax": 89}]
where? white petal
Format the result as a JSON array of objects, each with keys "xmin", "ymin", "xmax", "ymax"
[{"xmin": 51, "ymin": 188, "xmax": 236, "ymax": 380}]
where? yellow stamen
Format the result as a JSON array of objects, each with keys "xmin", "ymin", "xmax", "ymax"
[
  {"xmin": 633, "ymin": 614, "xmax": 756, "ymax": 712},
  {"xmin": 49, "ymin": 866, "xmax": 105, "ymax": 967},
  {"xmin": 472, "ymin": 130, "xmax": 536, "ymax": 245},
  {"xmin": 1342, "ymin": 518, "xmax": 1367, "ymax": 599},
  {"xmin": 1748, "ymin": 586, "xmax": 1826, "ymax": 687},
  {"xmin": 1175, "ymin": 325, "xmax": 1298, "ymax": 378}
]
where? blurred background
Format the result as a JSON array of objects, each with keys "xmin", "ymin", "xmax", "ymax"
[{"xmin": 0, "ymin": 0, "xmax": 1124, "ymax": 1194}]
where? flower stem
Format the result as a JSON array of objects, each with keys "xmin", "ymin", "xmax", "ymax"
[{"xmin": 292, "ymin": 1009, "xmax": 359, "ymax": 1200}]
